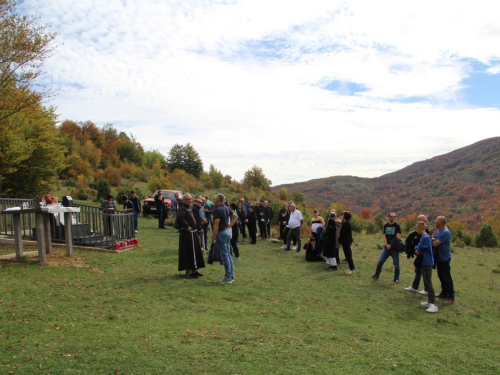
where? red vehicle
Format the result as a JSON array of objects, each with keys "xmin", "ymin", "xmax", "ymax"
[{"xmin": 142, "ymin": 189, "xmax": 182, "ymax": 218}]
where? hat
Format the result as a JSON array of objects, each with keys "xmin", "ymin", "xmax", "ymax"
[
  {"xmin": 330, "ymin": 212, "xmax": 336, "ymax": 218},
  {"xmin": 194, "ymin": 199, "xmax": 203, "ymax": 204},
  {"xmin": 309, "ymin": 236, "xmax": 316, "ymax": 242}
]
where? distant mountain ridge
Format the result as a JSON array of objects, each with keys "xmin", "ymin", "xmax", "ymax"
[{"xmin": 273, "ymin": 137, "xmax": 500, "ymax": 230}]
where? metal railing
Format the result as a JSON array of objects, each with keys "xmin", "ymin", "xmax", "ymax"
[{"xmin": 0, "ymin": 199, "xmax": 135, "ymax": 249}]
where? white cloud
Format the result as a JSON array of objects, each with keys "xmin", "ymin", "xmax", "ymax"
[{"xmin": 20, "ymin": 0, "xmax": 500, "ymax": 185}]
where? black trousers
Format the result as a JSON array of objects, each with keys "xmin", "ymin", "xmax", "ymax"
[
  {"xmin": 436, "ymin": 260, "xmax": 455, "ymax": 299},
  {"xmin": 258, "ymin": 221, "xmax": 267, "ymax": 239},
  {"xmin": 248, "ymin": 224, "xmax": 257, "ymax": 244},
  {"xmin": 341, "ymin": 242, "xmax": 355, "ymax": 270}
]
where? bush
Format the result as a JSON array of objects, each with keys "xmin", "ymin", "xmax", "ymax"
[
  {"xmin": 454, "ymin": 238, "xmax": 465, "ymax": 248},
  {"xmin": 475, "ymin": 224, "xmax": 499, "ymax": 248},
  {"xmin": 365, "ymin": 221, "xmax": 380, "ymax": 235},
  {"xmin": 96, "ymin": 178, "xmax": 111, "ymax": 201}
]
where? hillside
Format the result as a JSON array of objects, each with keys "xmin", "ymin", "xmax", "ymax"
[{"xmin": 273, "ymin": 137, "xmax": 500, "ymax": 230}]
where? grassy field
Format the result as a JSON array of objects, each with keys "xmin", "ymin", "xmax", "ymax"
[{"xmin": 1, "ymin": 216, "xmax": 499, "ymax": 374}]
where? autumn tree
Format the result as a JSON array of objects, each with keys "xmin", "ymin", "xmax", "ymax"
[
  {"xmin": 0, "ymin": 1, "xmax": 63, "ymax": 196},
  {"xmin": 242, "ymin": 165, "xmax": 271, "ymax": 190},
  {"xmin": 166, "ymin": 143, "xmax": 203, "ymax": 178},
  {"xmin": 0, "ymin": 0, "xmax": 57, "ymax": 121},
  {"xmin": 1, "ymin": 105, "xmax": 65, "ymax": 196}
]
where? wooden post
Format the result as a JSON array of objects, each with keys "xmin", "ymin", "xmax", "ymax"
[
  {"xmin": 35, "ymin": 211, "xmax": 46, "ymax": 264},
  {"xmin": 12, "ymin": 212, "xmax": 23, "ymax": 260},
  {"xmin": 43, "ymin": 212, "xmax": 52, "ymax": 254},
  {"xmin": 64, "ymin": 212, "xmax": 73, "ymax": 257}
]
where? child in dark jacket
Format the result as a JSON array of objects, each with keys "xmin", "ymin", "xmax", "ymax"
[{"xmin": 303, "ymin": 237, "xmax": 324, "ymax": 262}]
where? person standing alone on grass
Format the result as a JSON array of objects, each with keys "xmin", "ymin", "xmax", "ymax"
[
  {"xmin": 433, "ymin": 216, "xmax": 455, "ymax": 305},
  {"xmin": 415, "ymin": 221, "xmax": 438, "ymax": 313},
  {"xmin": 212, "ymin": 194, "xmax": 238, "ymax": 284},
  {"xmin": 282, "ymin": 203, "xmax": 303, "ymax": 252},
  {"xmin": 370, "ymin": 212, "xmax": 401, "ymax": 283}
]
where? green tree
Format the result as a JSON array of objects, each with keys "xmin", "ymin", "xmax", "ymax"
[
  {"xmin": 291, "ymin": 190, "xmax": 305, "ymax": 205},
  {"xmin": 0, "ymin": 0, "xmax": 57, "ymax": 121},
  {"xmin": 279, "ymin": 187, "xmax": 288, "ymax": 201},
  {"xmin": 1, "ymin": 106, "xmax": 65, "ymax": 197},
  {"xmin": 166, "ymin": 143, "xmax": 203, "ymax": 178},
  {"xmin": 209, "ymin": 164, "xmax": 223, "ymax": 189},
  {"xmin": 144, "ymin": 149, "xmax": 166, "ymax": 169},
  {"xmin": 242, "ymin": 165, "xmax": 271, "ymax": 190},
  {"xmin": 95, "ymin": 178, "xmax": 111, "ymax": 201},
  {"xmin": 475, "ymin": 224, "xmax": 499, "ymax": 248}
]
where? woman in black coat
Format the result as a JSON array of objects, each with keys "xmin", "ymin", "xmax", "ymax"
[
  {"xmin": 338, "ymin": 211, "xmax": 355, "ymax": 275},
  {"xmin": 245, "ymin": 205, "xmax": 257, "ymax": 244},
  {"xmin": 323, "ymin": 214, "xmax": 338, "ymax": 270},
  {"xmin": 229, "ymin": 203, "xmax": 240, "ymax": 259}
]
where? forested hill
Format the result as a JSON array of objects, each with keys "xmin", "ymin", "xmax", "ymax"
[{"xmin": 273, "ymin": 137, "xmax": 500, "ymax": 230}]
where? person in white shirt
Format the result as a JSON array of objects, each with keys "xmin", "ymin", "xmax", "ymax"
[{"xmin": 282, "ymin": 204, "xmax": 303, "ymax": 252}]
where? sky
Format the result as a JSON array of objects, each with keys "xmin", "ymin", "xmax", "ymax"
[{"xmin": 20, "ymin": 0, "xmax": 500, "ymax": 185}]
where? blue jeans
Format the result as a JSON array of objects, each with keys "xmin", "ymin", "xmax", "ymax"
[
  {"xmin": 216, "ymin": 229, "xmax": 234, "ymax": 280},
  {"xmin": 375, "ymin": 247, "xmax": 400, "ymax": 281}
]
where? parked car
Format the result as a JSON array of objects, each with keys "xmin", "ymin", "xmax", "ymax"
[{"xmin": 143, "ymin": 189, "xmax": 182, "ymax": 218}]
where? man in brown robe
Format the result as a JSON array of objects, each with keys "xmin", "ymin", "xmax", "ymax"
[{"xmin": 175, "ymin": 193, "xmax": 205, "ymax": 278}]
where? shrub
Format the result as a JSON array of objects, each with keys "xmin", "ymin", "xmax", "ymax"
[
  {"xmin": 454, "ymin": 238, "xmax": 465, "ymax": 248},
  {"xmin": 475, "ymin": 224, "xmax": 499, "ymax": 248},
  {"xmin": 96, "ymin": 178, "xmax": 111, "ymax": 201}
]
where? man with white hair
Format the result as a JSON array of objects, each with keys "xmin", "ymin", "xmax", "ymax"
[{"xmin": 282, "ymin": 203, "xmax": 303, "ymax": 252}]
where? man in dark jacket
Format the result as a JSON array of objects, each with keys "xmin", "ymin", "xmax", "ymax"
[
  {"xmin": 130, "ymin": 190, "xmax": 141, "ymax": 233},
  {"xmin": 154, "ymin": 189, "xmax": 166, "ymax": 229}
]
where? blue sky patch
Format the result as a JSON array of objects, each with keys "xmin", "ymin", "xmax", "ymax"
[
  {"xmin": 322, "ymin": 80, "xmax": 369, "ymax": 96},
  {"xmin": 458, "ymin": 60, "xmax": 500, "ymax": 108}
]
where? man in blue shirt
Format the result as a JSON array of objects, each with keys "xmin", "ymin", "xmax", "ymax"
[
  {"xmin": 211, "ymin": 193, "xmax": 238, "ymax": 284},
  {"xmin": 432, "ymin": 216, "xmax": 455, "ymax": 305}
]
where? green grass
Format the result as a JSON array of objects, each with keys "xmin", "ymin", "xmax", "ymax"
[{"xmin": 1, "ymin": 217, "xmax": 499, "ymax": 374}]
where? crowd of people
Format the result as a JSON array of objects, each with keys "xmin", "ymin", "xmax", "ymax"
[{"xmin": 161, "ymin": 193, "xmax": 455, "ymax": 313}]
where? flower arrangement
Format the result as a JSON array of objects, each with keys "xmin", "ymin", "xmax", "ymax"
[{"xmin": 43, "ymin": 193, "xmax": 58, "ymax": 205}]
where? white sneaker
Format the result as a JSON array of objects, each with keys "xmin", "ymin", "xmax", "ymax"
[
  {"xmin": 292, "ymin": 246, "xmax": 297, "ymax": 250},
  {"xmin": 404, "ymin": 286, "xmax": 418, "ymax": 292},
  {"xmin": 281, "ymin": 245, "xmax": 287, "ymax": 250},
  {"xmin": 217, "ymin": 278, "xmax": 234, "ymax": 284},
  {"xmin": 426, "ymin": 304, "xmax": 439, "ymax": 313},
  {"xmin": 135, "ymin": 230, "xmax": 138, "ymax": 233},
  {"xmin": 420, "ymin": 301, "xmax": 431, "ymax": 307},
  {"xmin": 419, "ymin": 290, "xmax": 429, "ymax": 295}
]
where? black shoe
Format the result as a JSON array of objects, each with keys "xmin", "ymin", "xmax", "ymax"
[
  {"xmin": 189, "ymin": 273, "xmax": 200, "ymax": 279},
  {"xmin": 370, "ymin": 275, "xmax": 379, "ymax": 280},
  {"xmin": 194, "ymin": 271, "xmax": 204, "ymax": 277},
  {"xmin": 296, "ymin": 249, "xmax": 301, "ymax": 253},
  {"xmin": 328, "ymin": 266, "xmax": 338, "ymax": 271}
]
